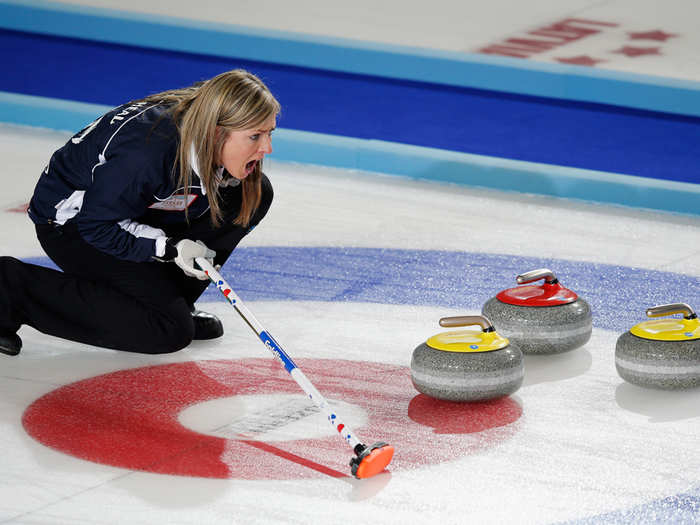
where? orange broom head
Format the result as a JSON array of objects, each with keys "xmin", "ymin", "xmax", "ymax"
[{"xmin": 353, "ymin": 444, "xmax": 394, "ymax": 479}]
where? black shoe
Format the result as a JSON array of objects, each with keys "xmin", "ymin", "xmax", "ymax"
[
  {"xmin": 0, "ymin": 332, "xmax": 21, "ymax": 356},
  {"xmin": 192, "ymin": 309, "xmax": 224, "ymax": 340}
]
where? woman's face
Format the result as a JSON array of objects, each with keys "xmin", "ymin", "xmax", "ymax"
[{"xmin": 218, "ymin": 114, "xmax": 276, "ymax": 180}]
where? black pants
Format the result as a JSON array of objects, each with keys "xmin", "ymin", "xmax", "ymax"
[{"xmin": 0, "ymin": 176, "xmax": 272, "ymax": 354}]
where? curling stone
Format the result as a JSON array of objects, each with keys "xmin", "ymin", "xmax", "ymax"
[
  {"xmin": 616, "ymin": 303, "xmax": 700, "ymax": 390},
  {"xmin": 410, "ymin": 315, "xmax": 523, "ymax": 402},
  {"xmin": 482, "ymin": 268, "xmax": 592, "ymax": 355}
]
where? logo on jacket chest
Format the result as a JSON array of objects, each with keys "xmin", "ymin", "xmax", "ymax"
[{"xmin": 148, "ymin": 194, "xmax": 198, "ymax": 211}]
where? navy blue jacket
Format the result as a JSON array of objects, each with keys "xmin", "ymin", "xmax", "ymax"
[{"xmin": 29, "ymin": 102, "xmax": 213, "ymax": 262}]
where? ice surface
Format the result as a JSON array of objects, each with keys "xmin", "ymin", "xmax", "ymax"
[
  {"xmin": 2, "ymin": 0, "xmax": 700, "ymax": 518},
  {"xmin": 2, "ymin": 120, "xmax": 700, "ymax": 523}
]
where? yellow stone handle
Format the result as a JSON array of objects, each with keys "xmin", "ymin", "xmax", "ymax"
[
  {"xmin": 646, "ymin": 303, "xmax": 697, "ymax": 320},
  {"xmin": 439, "ymin": 315, "xmax": 494, "ymax": 332}
]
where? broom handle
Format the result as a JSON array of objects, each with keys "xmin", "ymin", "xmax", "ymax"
[{"xmin": 195, "ymin": 257, "xmax": 363, "ymax": 451}]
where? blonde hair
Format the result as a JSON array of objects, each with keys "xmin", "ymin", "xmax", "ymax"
[{"xmin": 143, "ymin": 69, "xmax": 280, "ymax": 227}]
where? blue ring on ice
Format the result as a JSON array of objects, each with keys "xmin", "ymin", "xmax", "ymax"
[{"xmin": 24, "ymin": 246, "xmax": 700, "ymax": 333}]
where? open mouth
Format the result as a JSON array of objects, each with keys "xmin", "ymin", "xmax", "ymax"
[{"xmin": 244, "ymin": 159, "xmax": 258, "ymax": 175}]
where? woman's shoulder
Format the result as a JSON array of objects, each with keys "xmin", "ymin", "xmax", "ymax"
[
  {"xmin": 109, "ymin": 102, "xmax": 176, "ymax": 133},
  {"xmin": 106, "ymin": 103, "xmax": 178, "ymax": 152}
]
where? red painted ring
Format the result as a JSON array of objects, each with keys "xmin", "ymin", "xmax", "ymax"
[{"xmin": 23, "ymin": 358, "xmax": 522, "ymax": 479}]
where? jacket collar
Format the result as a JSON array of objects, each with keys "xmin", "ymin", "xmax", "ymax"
[{"xmin": 189, "ymin": 143, "xmax": 225, "ymax": 196}]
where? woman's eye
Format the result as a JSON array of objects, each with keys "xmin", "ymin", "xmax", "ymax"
[{"xmin": 250, "ymin": 134, "xmax": 260, "ymax": 141}]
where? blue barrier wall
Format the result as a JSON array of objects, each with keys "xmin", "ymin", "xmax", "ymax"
[{"xmin": 1, "ymin": 0, "xmax": 699, "ymax": 215}]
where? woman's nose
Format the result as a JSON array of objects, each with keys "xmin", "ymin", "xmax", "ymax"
[{"xmin": 260, "ymin": 135, "xmax": 272, "ymax": 154}]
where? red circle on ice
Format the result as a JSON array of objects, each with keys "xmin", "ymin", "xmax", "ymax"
[{"xmin": 22, "ymin": 359, "xmax": 522, "ymax": 479}]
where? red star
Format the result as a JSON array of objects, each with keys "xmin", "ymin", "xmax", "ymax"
[
  {"xmin": 613, "ymin": 46, "xmax": 661, "ymax": 57},
  {"xmin": 5, "ymin": 202, "xmax": 29, "ymax": 213},
  {"xmin": 628, "ymin": 30, "xmax": 678, "ymax": 41},
  {"xmin": 554, "ymin": 55, "xmax": 605, "ymax": 66}
]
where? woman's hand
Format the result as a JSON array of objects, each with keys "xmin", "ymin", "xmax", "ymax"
[{"xmin": 168, "ymin": 238, "xmax": 216, "ymax": 280}]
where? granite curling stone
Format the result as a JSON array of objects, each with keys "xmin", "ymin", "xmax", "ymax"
[
  {"xmin": 616, "ymin": 303, "xmax": 700, "ymax": 390},
  {"xmin": 482, "ymin": 268, "xmax": 592, "ymax": 355},
  {"xmin": 410, "ymin": 315, "xmax": 524, "ymax": 401}
]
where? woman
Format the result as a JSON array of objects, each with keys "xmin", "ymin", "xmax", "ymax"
[{"xmin": 0, "ymin": 69, "xmax": 280, "ymax": 355}]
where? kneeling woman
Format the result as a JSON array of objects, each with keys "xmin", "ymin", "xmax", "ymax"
[{"xmin": 0, "ymin": 69, "xmax": 279, "ymax": 355}]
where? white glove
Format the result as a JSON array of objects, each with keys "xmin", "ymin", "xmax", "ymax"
[{"xmin": 172, "ymin": 239, "xmax": 216, "ymax": 280}]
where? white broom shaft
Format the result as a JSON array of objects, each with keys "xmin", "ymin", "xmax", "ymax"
[{"xmin": 195, "ymin": 257, "xmax": 362, "ymax": 450}]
